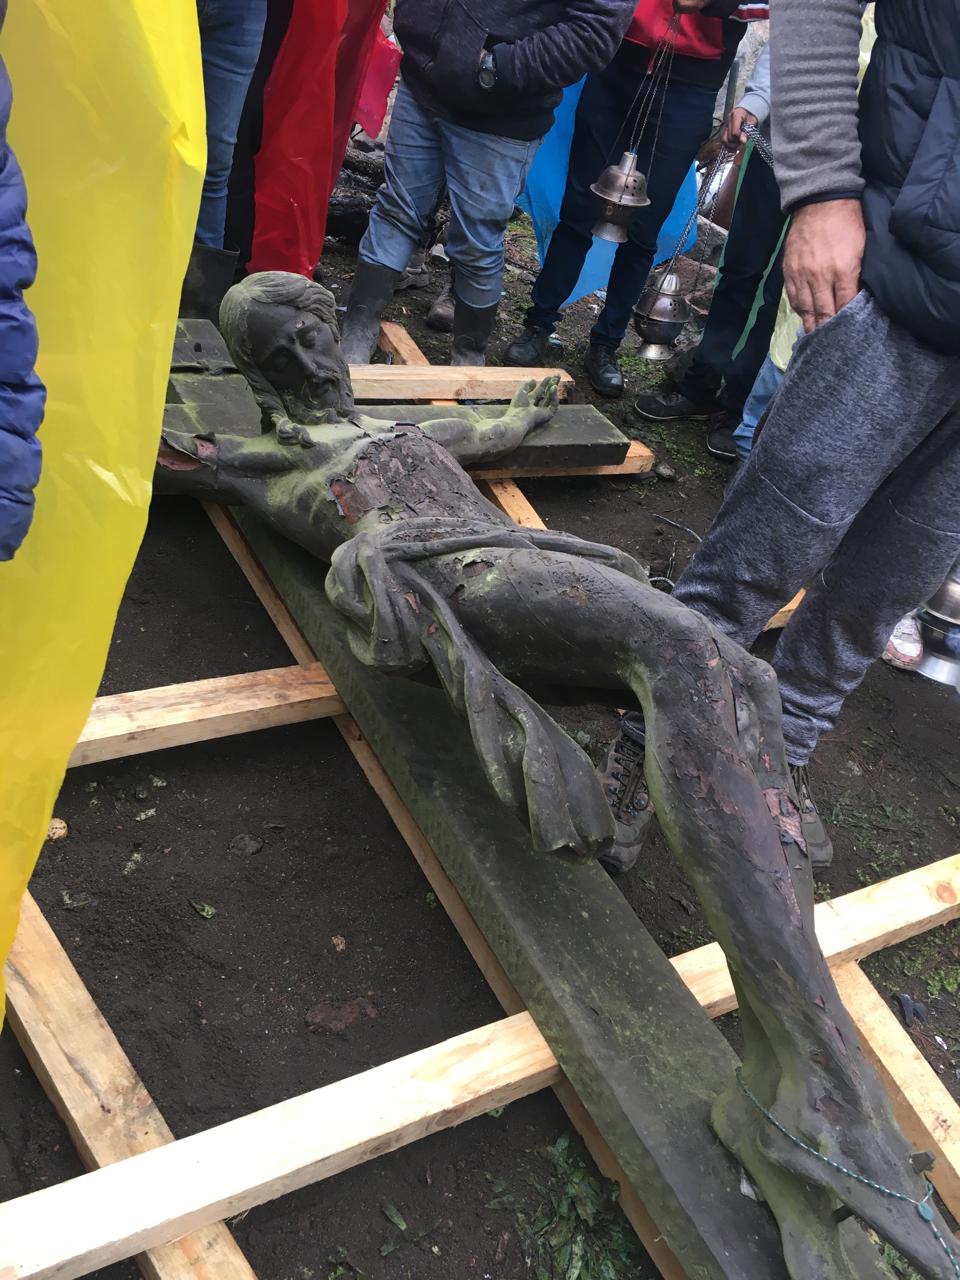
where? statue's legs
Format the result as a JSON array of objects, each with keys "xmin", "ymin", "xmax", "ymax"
[{"xmin": 417, "ymin": 546, "xmax": 956, "ymax": 1280}]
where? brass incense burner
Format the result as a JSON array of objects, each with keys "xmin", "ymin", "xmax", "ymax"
[{"xmin": 590, "ymin": 151, "xmax": 650, "ymax": 243}]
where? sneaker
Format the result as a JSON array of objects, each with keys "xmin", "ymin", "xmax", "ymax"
[
  {"xmin": 882, "ymin": 613, "xmax": 923, "ymax": 671},
  {"xmin": 705, "ymin": 420, "xmax": 739, "ymax": 461},
  {"xmin": 597, "ymin": 720, "xmax": 656, "ymax": 874},
  {"xmin": 633, "ymin": 387, "xmax": 723, "ymax": 421},
  {"xmin": 788, "ymin": 763, "xmax": 834, "ymax": 870},
  {"xmin": 584, "ymin": 343, "xmax": 624, "ymax": 398}
]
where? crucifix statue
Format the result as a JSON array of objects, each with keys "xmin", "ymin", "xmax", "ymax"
[{"xmin": 156, "ymin": 271, "xmax": 957, "ymax": 1280}]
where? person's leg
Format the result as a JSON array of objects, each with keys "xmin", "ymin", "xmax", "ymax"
[
  {"xmin": 732, "ymin": 353, "xmax": 784, "ymax": 461},
  {"xmin": 341, "ymin": 82, "xmax": 447, "ymax": 363},
  {"xmin": 678, "ymin": 153, "xmax": 786, "ymax": 406},
  {"xmin": 522, "ymin": 62, "xmax": 637, "ymax": 335},
  {"xmin": 773, "ymin": 410, "xmax": 960, "ymax": 765},
  {"xmin": 590, "ymin": 78, "xmax": 717, "ymax": 349},
  {"xmin": 195, "ymin": 0, "xmax": 268, "ymax": 248},
  {"xmin": 673, "ymin": 291, "xmax": 960, "ymax": 648},
  {"xmin": 440, "ymin": 120, "xmax": 538, "ymax": 362},
  {"xmin": 720, "ymin": 241, "xmax": 785, "ymax": 417}
]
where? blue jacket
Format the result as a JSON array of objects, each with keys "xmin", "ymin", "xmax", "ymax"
[
  {"xmin": 859, "ymin": 0, "xmax": 960, "ymax": 352},
  {"xmin": 0, "ymin": 12, "xmax": 45, "ymax": 562}
]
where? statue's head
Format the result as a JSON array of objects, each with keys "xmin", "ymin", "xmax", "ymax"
[{"xmin": 219, "ymin": 271, "xmax": 354, "ymax": 428}]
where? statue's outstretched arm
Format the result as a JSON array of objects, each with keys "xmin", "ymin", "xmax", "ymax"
[{"xmin": 418, "ymin": 377, "xmax": 560, "ymax": 465}]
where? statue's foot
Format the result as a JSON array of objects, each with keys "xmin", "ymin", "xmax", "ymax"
[
  {"xmin": 747, "ymin": 1071, "xmax": 959, "ymax": 1280},
  {"xmin": 712, "ymin": 1082, "xmax": 883, "ymax": 1280}
]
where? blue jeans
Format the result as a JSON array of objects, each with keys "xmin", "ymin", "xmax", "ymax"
[
  {"xmin": 526, "ymin": 61, "xmax": 716, "ymax": 347},
  {"xmin": 677, "ymin": 147, "xmax": 787, "ymax": 415},
  {"xmin": 732, "ymin": 353, "xmax": 784, "ymax": 461},
  {"xmin": 196, "ymin": 0, "xmax": 267, "ymax": 248},
  {"xmin": 361, "ymin": 81, "xmax": 540, "ymax": 309}
]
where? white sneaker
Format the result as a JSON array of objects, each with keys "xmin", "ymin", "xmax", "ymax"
[{"xmin": 882, "ymin": 613, "xmax": 923, "ymax": 671}]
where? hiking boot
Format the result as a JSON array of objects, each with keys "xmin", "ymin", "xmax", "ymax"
[
  {"xmin": 339, "ymin": 259, "xmax": 403, "ymax": 364},
  {"xmin": 788, "ymin": 763, "xmax": 834, "ymax": 870},
  {"xmin": 633, "ymin": 387, "xmax": 723, "ymax": 421},
  {"xmin": 502, "ymin": 324, "xmax": 560, "ymax": 366},
  {"xmin": 450, "ymin": 298, "xmax": 499, "ymax": 366},
  {"xmin": 584, "ymin": 343, "xmax": 624, "ymax": 398},
  {"xmin": 597, "ymin": 719, "xmax": 655, "ymax": 874},
  {"xmin": 705, "ymin": 419, "xmax": 739, "ymax": 461},
  {"xmin": 426, "ymin": 278, "xmax": 455, "ymax": 332},
  {"xmin": 396, "ymin": 248, "xmax": 430, "ymax": 292}
]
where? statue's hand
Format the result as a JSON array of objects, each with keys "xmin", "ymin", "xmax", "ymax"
[{"xmin": 507, "ymin": 375, "xmax": 560, "ymax": 431}]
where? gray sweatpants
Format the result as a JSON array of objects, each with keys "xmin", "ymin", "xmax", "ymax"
[{"xmin": 673, "ymin": 290, "xmax": 960, "ymax": 765}]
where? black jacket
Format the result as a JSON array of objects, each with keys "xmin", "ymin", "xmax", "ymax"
[
  {"xmin": 394, "ymin": 0, "xmax": 637, "ymax": 141},
  {"xmin": 859, "ymin": 0, "xmax": 960, "ymax": 351}
]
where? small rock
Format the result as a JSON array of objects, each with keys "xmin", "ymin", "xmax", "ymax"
[
  {"xmin": 654, "ymin": 462, "xmax": 677, "ymax": 481},
  {"xmin": 47, "ymin": 817, "xmax": 68, "ymax": 841},
  {"xmin": 229, "ymin": 833, "xmax": 264, "ymax": 856},
  {"xmin": 331, "ymin": 934, "xmax": 347, "ymax": 953},
  {"xmin": 134, "ymin": 785, "xmax": 150, "ymax": 801},
  {"xmin": 844, "ymin": 758, "xmax": 864, "ymax": 777},
  {"xmin": 134, "ymin": 808, "xmax": 156, "ymax": 822},
  {"xmin": 61, "ymin": 889, "xmax": 96, "ymax": 911},
  {"xmin": 122, "ymin": 851, "xmax": 143, "ymax": 877},
  {"xmin": 574, "ymin": 730, "xmax": 593, "ymax": 750}
]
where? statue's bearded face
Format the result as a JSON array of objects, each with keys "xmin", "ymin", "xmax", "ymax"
[{"xmin": 245, "ymin": 301, "xmax": 344, "ymax": 421}]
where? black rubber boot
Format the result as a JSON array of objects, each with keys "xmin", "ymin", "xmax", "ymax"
[
  {"xmin": 179, "ymin": 243, "xmax": 239, "ymax": 324},
  {"xmin": 502, "ymin": 324, "xmax": 561, "ymax": 367},
  {"xmin": 339, "ymin": 259, "xmax": 403, "ymax": 365},
  {"xmin": 584, "ymin": 343, "xmax": 624, "ymax": 398},
  {"xmin": 450, "ymin": 297, "xmax": 499, "ymax": 366}
]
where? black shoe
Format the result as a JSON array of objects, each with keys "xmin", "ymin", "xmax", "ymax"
[
  {"xmin": 450, "ymin": 298, "xmax": 499, "ymax": 366},
  {"xmin": 339, "ymin": 259, "xmax": 404, "ymax": 365},
  {"xmin": 502, "ymin": 324, "xmax": 561, "ymax": 366},
  {"xmin": 633, "ymin": 387, "xmax": 722, "ymax": 421},
  {"xmin": 180, "ymin": 243, "xmax": 239, "ymax": 325},
  {"xmin": 584, "ymin": 344, "xmax": 624, "ymax": 398},
  {"xmin": 426, "ymin": 279, "xmax": 455, "ymax": 333},
  {"xmin": 788, "ymin": 763, "xmax": 834, "ymax": 870},
  {"xmin": 705, "ymin": 421, "xmax": 739, "ymax": 461},
  {"xmin": 597, "ymin": 719, "xmax": 656, "ymax": 874}
]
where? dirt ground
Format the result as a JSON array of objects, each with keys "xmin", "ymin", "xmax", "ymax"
[{"xmin": 1, "ymin": 227, "xmax": 959, "ymax": 1280}]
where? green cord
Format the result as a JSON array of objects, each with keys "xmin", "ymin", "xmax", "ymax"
[{"xmin": 735, "ymin": 1069, "xmax": 960, "ymax": 1278}]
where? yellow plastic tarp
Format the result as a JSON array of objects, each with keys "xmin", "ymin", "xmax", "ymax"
[{"xmin": 0, "ymin": 1, "xmax": 205, "ymax": 1007}]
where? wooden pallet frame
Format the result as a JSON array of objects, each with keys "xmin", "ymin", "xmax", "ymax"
[{"xmin": 3, "ymin": 330, "xmax": 958, "ymax": 1280}]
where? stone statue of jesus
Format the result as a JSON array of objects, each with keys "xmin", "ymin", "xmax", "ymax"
[{"xmin": 156, "ymin": 271, "xmax": 956, "ymax": 1280}]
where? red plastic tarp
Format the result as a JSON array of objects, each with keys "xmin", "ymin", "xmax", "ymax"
[{"xmin": 249, "ymin": 0, "xmax": 388, "ymax": 276}]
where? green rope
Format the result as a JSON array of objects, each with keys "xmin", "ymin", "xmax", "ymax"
[{"xmin": 735, "ymin": 1069, "xmax": 960, "ymax": 1278}]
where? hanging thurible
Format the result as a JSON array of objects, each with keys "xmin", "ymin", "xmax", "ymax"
[
  {"xmin": 590, "ymin": 151, "xmax": 650, "ymax": 243},
  {"xmin": 633, "ymin": 268, "xmax": 691, "ymax": 360}
]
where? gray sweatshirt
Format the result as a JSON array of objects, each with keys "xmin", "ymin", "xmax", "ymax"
[{"xmin": 770, "ymin": 0, "xmax": 865, "ymax": 211}]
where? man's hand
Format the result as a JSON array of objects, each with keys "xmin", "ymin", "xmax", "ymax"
[
  {"xmin": 721, "ymin": 106, "xmax": 758, "ymax": 151},
  {"xmin": 507, "ymin": 376, "xmax": 560, "ymax": 430},
  {"xmin": 784, "ymin": 199, "xmax": 865, "ymax": 332}
]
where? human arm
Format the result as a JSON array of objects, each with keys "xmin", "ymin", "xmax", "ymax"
[
  {"xmin": 418, "ymin": 377, "xmax": 560, "ymax": 467},
  {"xmin": 488, "ymin": 0, "xmax": 636, "ymax": 97},
  {"xmin": 772, "ymin": 0, "xmax": 865, "ymax": 330}
]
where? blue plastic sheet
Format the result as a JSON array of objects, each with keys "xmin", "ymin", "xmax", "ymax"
[{"xmin": 518, "ymin": 79, "xmax": 697, "ymax": 306}]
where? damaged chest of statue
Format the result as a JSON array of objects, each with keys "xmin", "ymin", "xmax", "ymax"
[{"xmin": 156, "ymin": 273, "xmax": 959, "ymax": 1280}]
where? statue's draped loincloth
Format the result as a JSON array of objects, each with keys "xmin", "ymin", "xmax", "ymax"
[{"xmin": 326, "ymin": 517, "xmax": 648, "ymax": 857}]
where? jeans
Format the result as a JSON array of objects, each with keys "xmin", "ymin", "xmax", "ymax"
[
  {"xmin": 674, "ymin": 291, "xmax": 960, "ymax": 763},
  {"xmin": 677, "ymin": 147, "xmax": 786, "ymax": 415},
  {"xmin": 361, "ymin": 81, "xmax": 540, "ymax": 309},
  {"xmin": 525, "ymin": 62, "xmax": 716, "ymax": 348},
  {"xmin": 196, "ymin": 0, "xmax": 267, "ymax": 248},
  {"xmin": 732, "ymin": 352, "xmax": 784, "ymax": 460}
]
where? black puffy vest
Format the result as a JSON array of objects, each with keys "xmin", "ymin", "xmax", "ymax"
[{"xmin": 859, "ymin": 0, "xmax": 960, "ymax": 352}]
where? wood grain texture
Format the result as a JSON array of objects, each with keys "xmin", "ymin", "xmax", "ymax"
[
  {"xmin": 832, "ymin": 962, "xmax": 960, "ymax": 1219},
  {"xmin": 480, "ymin": 478, "xmax": 546, "ymax": 529},
  {"xmin": 4, "ymin": 894, "xmax": 256, "ymax": 1280},
  {"xmin": 0, "ymin": 1013, "xmax": 558, "ymax": 1280},
  {"xmin": 471, "ymin": 439, "xmax": 654, "ymax": 480},
  {"xmin": 70, "ymin": 664, "xmax": 342, "ymax": 766},
  {"xmin": 348, "ymin": 363, "xmax": 573, "ymax": 402},
  {"xmin": 764, "ymin": 589, "xmax": 805, "ymax": 631}
]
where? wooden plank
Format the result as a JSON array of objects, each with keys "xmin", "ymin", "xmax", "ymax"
[
  {"xmin": 764, "ymin": 589, "xmax": 804, "ymax": 632},
  {"xmin": 348, "ymin": 363, "xmax": 573, "ymax": 403},
  {"xmin": 70, "ymin": 664, "xmax": 343, "ymax": 767},
  {"xmin": 472, "ymin": 440, "xmax": 654, "ymax": 480},
  {"xmin": 378, "ymin": 320, "xmax": 431, "ymax": 367},
  {"xmin": 832, "ymin": 962, "xmax": 960, "ymax": 1220},
  {"xmin": 4, "ymin": 893, "xmax": 256, "ymax": 1280},
  {"xmin": 481, "ymin": 478, "xmax": 546, "ymax": 529},
  {"xmin": 671, "ymin": 853, "xmax": 960, "ymax": 1017},
  {"xmin": 0, "ymin": 1012, "xmax": 559, "ymax": 1280}
]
